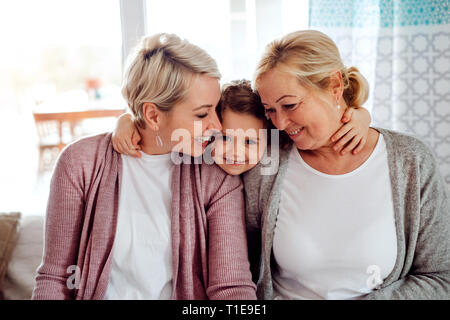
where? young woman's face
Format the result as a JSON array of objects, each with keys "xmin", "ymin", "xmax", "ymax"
[
  {"xmin": 214, "ymin": 108, "xmax": 267, "ymax": 175},
  {"xmin": 257, "ymin": 69, "xmax": 342, "ymax": 151},
  {"xmin": 161, "ymin": 74, "xmax": 222, "ymax": 157}
]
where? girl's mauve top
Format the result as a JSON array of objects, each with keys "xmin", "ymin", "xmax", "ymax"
[{"xmin": 32, "ymin": 132, "xmax": 257, "ymax": 300}]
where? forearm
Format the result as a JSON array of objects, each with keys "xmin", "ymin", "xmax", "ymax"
[{"xmin": 206, "ymin": 177, "xmax": 257, "ymax": 300}]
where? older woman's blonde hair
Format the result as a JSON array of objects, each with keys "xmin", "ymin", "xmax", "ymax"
[
  {"xmin": 254, "ymin": 30, "xmax": 369, "ymax": 109},
  {"xmin": 122, "ymin": 33, "xmax": 221, "ymax": 129}
]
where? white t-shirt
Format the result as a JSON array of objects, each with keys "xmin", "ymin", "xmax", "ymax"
[
  {"xmin": 104, "ymin": 152, "xmax": 174, "ymax": 300},
  {"xmin": 273, "ymin": 135, "xmax": 397, "ymax": 300}
]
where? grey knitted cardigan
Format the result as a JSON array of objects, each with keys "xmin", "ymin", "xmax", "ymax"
[{"xmin": 243, "ymin": 128, "xmax": 450, "ymax": 299}]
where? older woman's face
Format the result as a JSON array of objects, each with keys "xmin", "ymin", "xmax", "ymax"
[{"xmin": 257, "ymin": 69, "xmax": 342, "ymax": 151}]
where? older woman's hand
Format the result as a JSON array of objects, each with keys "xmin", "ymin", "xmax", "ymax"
[
  {"xmin": 112, "ymin": 113, "xmax": 142, "ymax": 158},
  {"xmin": 331, "ymin": 107, "xmax": 371, "ymax": 155}
]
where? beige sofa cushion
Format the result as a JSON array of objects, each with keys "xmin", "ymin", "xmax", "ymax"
[
  {"xmin": 0, "ymin": 212, "xmax": 21, "ymax": 297},
  {"xmin": 2, "ymin": 215, "xmax": 44, "ymax": 300}
]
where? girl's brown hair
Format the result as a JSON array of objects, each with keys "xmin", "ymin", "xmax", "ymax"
[
  {"xmin": 216, "ymin": 79, "xmax": 267, "ymax": 124},
  {"xmin": 217, "ymin": 79, "xmax": 290, "ymax": 147}
]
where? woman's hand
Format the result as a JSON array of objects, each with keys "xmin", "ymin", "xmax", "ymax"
[
  {"xmin": 331, "ymin": 107, "xmax": 371, "ymax": 155},
  {"xmin": 112, "ymin": 113, "xmax": 142, "ymax": 158}
]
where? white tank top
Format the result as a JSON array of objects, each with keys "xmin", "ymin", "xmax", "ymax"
[
  {"xmin": 273, "ymin": 135, "xmax": 397, "ymax": 300},
  {"xmin": 104, "ymin": 152, "xmax": 174, "ymax": 300}
]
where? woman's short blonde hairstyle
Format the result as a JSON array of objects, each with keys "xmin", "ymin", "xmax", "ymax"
[
  {"xmin": 254, "ymin": 30, "xmax": 369, "ymax": 108},
  {"xmin": 122, "ymin": 33, "xmax": 221, "ymax": 129}
]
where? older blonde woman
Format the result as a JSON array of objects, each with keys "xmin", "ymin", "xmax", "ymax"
[
  {"xmin": 244, "ymin": 30, "xmax": 450, "ymax": 300},
  {"xmin": 32, "ymin": 33, "xmax": 256, "ymax": 300}
]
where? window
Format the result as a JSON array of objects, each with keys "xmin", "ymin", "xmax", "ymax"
[
  {"xmin": 0, "ymin": 0, "xmax": 123, "ymax": 215},
  {"xmin": 0, "ymin": 0, "xmax": 124, "ymax": 112},
  {"xmin": 0, "ymin": 0, "xmax": 309, "ymax": 215},
  {"xmin": 144, "ymin": 0, "xmax": 309, "ymax": 83}
]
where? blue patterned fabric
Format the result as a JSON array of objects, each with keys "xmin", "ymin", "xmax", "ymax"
[
  {"xmin": 310, "ymin": 0, "xmax": 450, "ymax": 28},
  {"xmin": 309, "ymin": 0, "xmax": 450, "ymax": 183}
]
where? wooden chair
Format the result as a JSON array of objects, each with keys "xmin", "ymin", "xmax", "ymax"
[
  {"xmin": 33, "ymin": 109, "xmax": 125, "ymax": 174},
  {"xmin": 32, "ymin": 117, "xmax": 64, "ymax": 173}
]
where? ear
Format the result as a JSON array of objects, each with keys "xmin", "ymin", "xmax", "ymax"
[
  {"xmin": 328, "ymin": 71, "xmax": 344, "ymax": 103},
  {"xmin": 142, "ymin": 102, "xmax": 163, "ymax": 131}
]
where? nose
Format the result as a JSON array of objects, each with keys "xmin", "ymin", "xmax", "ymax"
[
  {"xmin": 206, "ymin": 109, "xmax": 222, "ymax": 132},
  {"xmin": 222, "ymin": 136, "xmax": 246, "ymax": 162},
  {"xmin": 273, "ymin": 111, "xmax": 290, "ymax": 131},
  {"xmin": 234, "ymin": 140, "xmax": 246, "ymax": 162}
]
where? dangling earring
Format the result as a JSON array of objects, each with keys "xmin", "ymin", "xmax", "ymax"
[
  {"xmin": 336, "ymin": 103, "xmax": 341, "ymax": 110},
  {"xmin": 156, "ymin": 132, "xmax": 163, "ymax": 147}
]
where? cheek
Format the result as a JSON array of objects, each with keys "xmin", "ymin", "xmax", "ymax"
[
  {"xmin": 308, "ymin": 116, "xmax": 334, "ymax": 137},
  {"xmin": 269, "ymin": 114, "xmax": 281, "ymax": 129},
  {"xmin": 166, "ymin": 117, "xmax": 192, "ymax": 138},
  {"xmin": 171, "ymin": 114, "xmax": 206, "ymax": 137},
  {"xmin": 199, "ymin": 118, "xmax": 213, "ymax": 135},
  {"xmin": 246, "ymin": 144, "xmax": 261, "ymax": 164},
  {"xmin": 212, "ymin": 140, "xmax": 225, "ymax": 158}
]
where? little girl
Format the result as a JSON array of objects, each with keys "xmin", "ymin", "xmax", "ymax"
[{"xmin": 112, "ymin": 79, "xmax": 371, "ymax": 175}]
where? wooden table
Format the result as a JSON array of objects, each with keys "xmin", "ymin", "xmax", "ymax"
[
  {"xmin": 33, "ymin": 108, "xmax": 125, "ymax": 150},
  {"xmin": 33, "ymin": 108, "xmax": 125, "ymax": 172}
]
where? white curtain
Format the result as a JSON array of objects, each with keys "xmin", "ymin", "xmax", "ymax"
[{"xmin": 309, "ymin": 0, "xmax": 450, "ymax": 184}]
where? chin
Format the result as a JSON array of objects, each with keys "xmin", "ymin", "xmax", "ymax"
[
  {"xmin": 292, "ymin": 137, "xmax": 317, "ymax": 150},
  {"xmin": 216, "ymin": 163, "xmax": 245, "ymax": 175},
  {"xmin": 217, "ymin": 163, "xmax": 257, "ymax": 175}
]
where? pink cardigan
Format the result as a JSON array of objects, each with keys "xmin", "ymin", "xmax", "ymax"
[{"xmin": 32, "ymin": 133, "xmax": 256, "ymax": 300}]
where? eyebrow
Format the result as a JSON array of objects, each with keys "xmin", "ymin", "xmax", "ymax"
[
  {"xmin": 261, "ymin": 95, "xmax": 297, "ymax": 106},
  {"xmin": 193, "ymin": 104, "xmax": 213, "ymax": 111},
  {"xmin": 276, "ymin": 95, "xmax": 297, "ymax": 103}
]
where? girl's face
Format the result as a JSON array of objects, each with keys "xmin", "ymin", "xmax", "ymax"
[{"xmin": 213, "ymin": 108, "xmax": 267, "ymax": 175}]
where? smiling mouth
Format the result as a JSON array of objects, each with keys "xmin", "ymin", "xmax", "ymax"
[
  {"xmin": 287, "ymin": 126, "xmax": 304, "ymax": 136},
  {"xmin": 224, "ymin": 158, "xmax": 246, "ymax": 165},
  {"xmin": 194, "ymin": 136, "xmax": 213, "ymax": 143}
]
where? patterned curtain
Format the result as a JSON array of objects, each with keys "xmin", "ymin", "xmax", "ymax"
[{"xmin": 309, "ymin": 0, "xmax": 450, "ymax": 184}]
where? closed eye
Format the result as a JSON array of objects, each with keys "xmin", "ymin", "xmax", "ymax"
[
  {"xmin": 282, "ymin": 103, "xmax": 299, "ymax": 110},
  {"xmin": 196, "ymin": 113, "xmax": 208, "ymax": 119}
]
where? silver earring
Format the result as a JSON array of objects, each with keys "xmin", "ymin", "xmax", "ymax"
[
  {"xmin": 156, "ymin": 132, "xmax": 163, "ymax": 147},
  {"xmin": 336, "ymin": 103, "xmax": 341, "ymax": 110}
]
